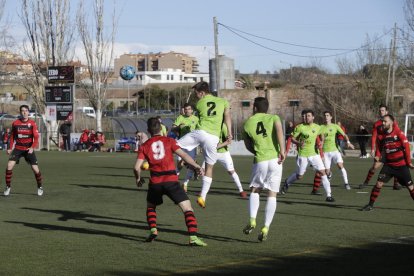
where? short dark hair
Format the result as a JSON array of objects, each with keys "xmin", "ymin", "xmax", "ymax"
[
  {"xmin": 383, "ymin": 114, "xmax": 394, "ymax": 121},
  {"xmin": 379, "ymin": 104, "xmax": 388, "ymax": 110},
  {"xmin": 147, "ymin": 117, "xmax": 161, "ymax": 135},
  {"xmin": 20, "ymin": 105, "xmax": 30, "ymax": 112},
  {"xmin": 192, "ymin": 81, "xmax": 210, "ymax": 93},
  {"xmin": 305, "ymin": 109, "xmax": 314, "ymax": 116},
  {"xmin": 301, "ymin": 109, "xmax": 308, "ymax": 116},
  {"xmin": 183, "ymin": 103, "xmax": 192, "ymax": 109},
  {"xmin": 323, "ymin": 111, "xmax": 332, "ymax": 116},
  {"xmin": 253, "ymin": 97, "xmax": 269, "ymax": 113}
]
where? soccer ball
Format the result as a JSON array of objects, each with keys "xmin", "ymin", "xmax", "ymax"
[
  {"xmin": 120, "ymin": 65, "xmax": 136, "ymax": 81},
  {"xmin": 141, "ymin": 161, "xmax": 149, "ymax": 170}
]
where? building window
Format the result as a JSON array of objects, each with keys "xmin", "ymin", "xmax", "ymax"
[
  {"xmin": 180, "ymin": 75, "xmax": 183, "ymax": 81},
  {"xmin": 241, "ymin": 100, "xmax": 250, "ymax": 107},
  {"xmin": 167, "ymin": 75, "xmax": 170, "ymax": 80}
]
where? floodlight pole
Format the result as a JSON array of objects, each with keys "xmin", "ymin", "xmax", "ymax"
[{"xmin": 214, "ymin": 17, "xmax": 220, "ymax": 96}]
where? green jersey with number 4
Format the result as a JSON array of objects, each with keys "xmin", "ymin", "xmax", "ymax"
[
  {"xmin": 196, "ymin": 94, "xmax": 229, "ymax": 138},
  {"xmin": 292, "ymin": 123, "xmax": 321, "ymax": 157},
  {"xmin": 243, "ymin": 113, "xmax": 281, "ymax": 163},
  {"xmin": 320, "ymin": 123, "xmax": 344, "ymax": 153}
]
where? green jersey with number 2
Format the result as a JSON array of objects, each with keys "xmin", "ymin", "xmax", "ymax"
[{"xmin": 196, "ymin": 94, "xmax": 229, "ymax": 138}]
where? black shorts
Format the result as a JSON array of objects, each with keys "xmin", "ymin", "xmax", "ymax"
[
  {"xmin": 9, "ymin": 149, "xmax": 39, "ymax": 165},
  {"xmin": 147, "ymin": 182, "xmax": 189, "ymax": 206},
  {"xmin": 377, "ymin": 165, "xmax": 413, "ymax": 186}
]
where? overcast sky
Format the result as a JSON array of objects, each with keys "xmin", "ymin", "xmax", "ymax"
[{"xmin": 3, "ymin": 0, "xmax": 406, "ymax": 73}]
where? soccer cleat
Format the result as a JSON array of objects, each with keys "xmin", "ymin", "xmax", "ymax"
[
  {"xmin": 145, "ymin": 228, "xmax": 158, "ymax": 242},
  {"xmin": 361, "ymin": 204, "xmax": 374, "ymax": 211},
  {"xmin": 393, "ymin": 184, "xmax": 402, "ymax": 190},
  {"xmin": 4, "ymin": 186, "xmax": 11, "ymax": 196},
  {"xmin": 310, "ymin": 190, "xmax": 322, "ymax": 195},
  {"xmin": 327, "ymin": 172, "xmax": 332, "ymax": 180},
  {"xmin": 37, "ymin": 187, "xmax": 44, "ymax": 196},
  {"xmin": 189, "ymin": 236, "xmax": 207, "ymax": 246},
  {"xmin": 345, "ymin": 184, "xmax": 351, "ymax": 190},
  {"xmin": 258, "ymin": 227, "xmax": 268, "ymax": 242},
  {"xmin": 240, "ymin": 191, "xmax": 248, "ymax": 199},
  {"xmin": 326, "ymin": 196, "xmax": 335, "ymax": 202},
  {"xmin": 280, "ymin": 180, "xmax": 289, "ymax": 195},
  {"xmin": 358, "ymin": 183, "xmax": 368, "ymax": 189},
  {"xmin": 196, "ymin": 196, "xmax": 206, "ymax": 208},
  {"xmin": 243, "ymin": 219, "xmax": 256, "ymax": 235}
]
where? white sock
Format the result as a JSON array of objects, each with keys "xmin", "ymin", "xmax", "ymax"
[
  {"xmin": 249, "ymin": 193, "xmax": 260, "ymax": 219},
  {"xmin": 231, "ymin": 172, "xmax": 243, "ymax": 192},
  {"xmin": 286, "ymin": 173, "xmax": 297, "ymax": 186},
  {"xmin": 264, "ymin": 197, "xmax": 277, "ymax": 228},
  {"xmin": 321, "ymin": 175, "xmax": 332, "ymax": 197},
  {"xmin": 200, "ymin": 176, "xmax": 212, "ymax": 200},
  {"xmin": 341, "ymin": 168, "xmax": 348, "ymax": 184}
]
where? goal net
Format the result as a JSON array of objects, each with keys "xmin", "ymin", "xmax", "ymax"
[{"xmin": 404, "ymin": 114, "xmax": 414, "ymax": 159}]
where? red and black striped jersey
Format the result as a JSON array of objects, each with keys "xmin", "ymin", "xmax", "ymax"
[
  {"xmin": 371, "ymin": 119, "xmax": 399, "ymax": 153},
  {"xmin": 9, "ymin": 118, "xmax": 39, "ymax": 150},
  {"xmin": 138, "ymin": 135, "xmax": 180, "ymax": 184},
  {"xmin": 375, "ymin": 128, "xmax": 411, "ymax": 167}
]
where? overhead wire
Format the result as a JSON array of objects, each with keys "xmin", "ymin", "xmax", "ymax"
[{"xmin": 218, "ymin": 22, "xmax": 395, "ymax": 59}]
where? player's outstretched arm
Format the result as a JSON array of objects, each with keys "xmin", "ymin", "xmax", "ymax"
[
  {"xmin": 224, "ymin": 107, "xmax": 232, "ymax": 141},
  {"xmin": 274, "ymin": 120, "xmax": 286, "ymax": 163},
  {"xmin": 133, "ymin": 158, "xmax": 144, "ymax": 187},
  {"xmin": 175, "ymin": 148, "xmax": 204, "ymax": 176}
]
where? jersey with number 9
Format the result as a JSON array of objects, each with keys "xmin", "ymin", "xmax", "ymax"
[{"xmin": 138, "ymin": 136, "xmax": 180, "ymax": 184}]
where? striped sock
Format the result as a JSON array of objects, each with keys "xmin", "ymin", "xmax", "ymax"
[
  {"xmin": 35, "ymin": 172, "xmax": 42, "ymax": 188},
  {"xmin": 146, "ymin": 207, "xmax": 157, "ymax": 229},
  {"xmin": 369, "ymin": 186, "xmax": 381, "ymax": 205},
  {"xmin": 5, "ymin": 169, "xmax": 12, "ymax": 187},
  {"xmin": 312, "ymin": 172, "xmax": 321, "ymax": 192},
  {"xmin": 364, "ymin": 169, "xmax": 375, "ymax": 184},
  {"xmin": 184, "ymin": 210, "xmax": 198, "ymax": 235}
]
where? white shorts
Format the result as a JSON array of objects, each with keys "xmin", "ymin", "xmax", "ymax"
[
  {"xmin": 249, "ymin": 159, "xmax": 283, "ymax": 193},
  {"xmin": 178, "ymin": 130, "xmax": 219, "ymax": 165},
  {"xmin": 296, "ymin": 155, "xmax": 326, "ymax": 176},
  {"xmin": 216, "ymin": 151, "xmax": 235, "ymax": 171},
  {"xmin": 323, "ymin": 151, "xmax": 343, "ymax": 169}
]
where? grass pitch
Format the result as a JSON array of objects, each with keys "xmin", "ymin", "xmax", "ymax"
[{"xmin": 0, "ymin": 152, "xmax": 413, "ymax": 275}]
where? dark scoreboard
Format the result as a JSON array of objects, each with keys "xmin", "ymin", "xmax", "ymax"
[
  {"xmin": 45, "ymin": 86, "xmax": 72, "ymax": 104},
  {"xmin": 47, "ymin": 66, "xmax": 75, "ymax": 83}
]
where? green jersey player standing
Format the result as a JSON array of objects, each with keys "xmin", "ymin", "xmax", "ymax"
[
  {"xmin": 242, "ymin": 97, "xmax": 286, "ymax": 242},
  {"xmin": 282, "ymin": 109, "xmax": 335, "ymax": 202}
]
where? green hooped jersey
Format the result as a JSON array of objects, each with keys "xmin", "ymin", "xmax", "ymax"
[
  {"xmin": 292, "ymin": 123, "xmax": 322, "ymax": 157},
  {"xmin": 320, "ymin": 123, "xmax": 345, "ymax": 153},
  {"xmin": 243, "ymin": 113, "xmax": 281, "ymax": 162},
  {"xmin": 196, "ymin": 94, "xmax": 229, "ymax": 137},
  {"xmin": 174, "ymin": 115, "xmax": 199, "ymax": 138}
]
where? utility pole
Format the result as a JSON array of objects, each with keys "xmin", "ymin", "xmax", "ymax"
[
  {"xmin": 390, "ymin": 23, "xmax": 397, "ymax": 113},
  {"xmin": 213, "ymin": 17, "xmax": 220, "ymax": 96}
]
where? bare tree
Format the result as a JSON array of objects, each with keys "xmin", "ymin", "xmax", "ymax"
[
  {"xmin": 0, "ymin": 0, "xmax": 13, "ymax": 70},
  {"xmin": 76, "ymin": 0, "xmax": 118, "ymax": 132},
  {"xmin": 19, "ymin": 0, "xmax": 75, "ymax": 112}
]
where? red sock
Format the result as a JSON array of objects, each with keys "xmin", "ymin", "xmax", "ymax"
[
  {"xmin": 5, "ymin": 169, "xmax": 12, "ymax": 187},
  {"xmin": 35, "ymin": 172, "xmax": 42, "ymax": 188},
  {"xmin": 146, "ymin": 207, "xmax": 157, "ymax": 229},
  {"xmin": 369, "ymin": 186, "xmax": 381, "ymax": 205},
  {"xmin": 364, "ymin": 169, "xmax": 375, "ymax": 184},
  {"xmin": 312, "ymin": 173, "xmax": 321, "ymax": 192},
  {"xmin": 184, "ymin": 210, "xmax": 198, "ymax": 235}
]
